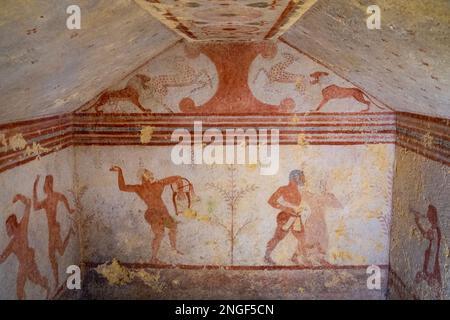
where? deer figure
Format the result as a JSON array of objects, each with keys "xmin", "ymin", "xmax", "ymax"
[
  {"xmin": 308, "ymin": 71, "xmax": 386, "ymax": 112},
  {"xmin": 253, "ymin": 52, "xmax": 306, "ymax": 93},
  {"xmin": 144, "ymin": 56, "xmax": 213, "ymax": 112}
]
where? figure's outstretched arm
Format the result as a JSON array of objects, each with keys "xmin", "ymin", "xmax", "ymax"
[
  {"xmin": 33, "ymin": 176, "xmax": 44, "ymax": 210},
  {"xmin": 57, "ymin": 193, "xmax": 75, "ymax": 214},
  {"xmin": 110, "ymin": 166, "xmax": 139, "ymax": 193},
  {"xmin": 411, "ymin": 208, "xmax": 428, "ymax": 236},
  {"xmin": 0, "ymin": 241, "xmax": 13, "ymax": 264},
  {"xmin": 158, "ymin": 175, "xmax": 183, "ymax": 187},
  {"xmin": 13, "ymin": 194, "xmax": 31, "ymax": 233}
]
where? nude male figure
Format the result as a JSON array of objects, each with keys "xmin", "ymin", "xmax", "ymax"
[
  {"xmin": 110, "ymin": 166, "xmax": 188, "ymax": 264},
  {"xmin": 0, "ymin": 194, "xmax": 50, "ymax": 299},
  {"xmin": 33, "ymin": 175, "xmax": 75, "ymax": 290}
]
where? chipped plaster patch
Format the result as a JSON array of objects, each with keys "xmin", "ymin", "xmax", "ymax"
[
  {"xmin": 8, "ymin": 133, "xmax": 27, "ymax": 151},
  {"xmin": 0, "ymin": 133, "xmax": 7, "ymax": 146},
  {"xmin": 24, "ymin": 142, "xmax": 50, "ymax": 159},
  {"xmin": 140, "ymin": 126, "xmax": 154, "ymax": 144},
  {"xmin": 297, "ymin": 133, "xmax": 308, "ymax": 146},
  {"xmin": 95, "ymin": 259, "xmax": 166, "ymax": 292},
  {"xmin": 95, "ymin": 259, "xmax": 133, "ymax": 286}
]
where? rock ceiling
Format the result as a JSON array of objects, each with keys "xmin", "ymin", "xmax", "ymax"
[
  {"xmin": 283, "ymin": 0, "xmax": 450, "ymax": 118},
  {"xmin": 0, "ymin": 0, "xmax": 448, "ymax": 123}
]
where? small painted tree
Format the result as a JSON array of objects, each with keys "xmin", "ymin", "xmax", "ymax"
[{"xmin": 206, "ymin": 165, "xmax": 258, "ymax": 265}]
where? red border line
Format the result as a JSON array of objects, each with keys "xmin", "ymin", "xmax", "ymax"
[
  {"xmin": 396, "ymin": 141, "xmax": 450, "ymax": 166},
  {"xmin": 73, "ymin": 111, "xmax": 395, "ymax": 117},
  {"xmin": 85, "ymin": 261, "xmax": 388, "ymax": 271},
  {"xmin": 265, "ymin": 0, "xmax": 298, "ymax": 39},
  {"xmin": 397, "ymin": 111, "xmax": 450, "ymax": 126}
]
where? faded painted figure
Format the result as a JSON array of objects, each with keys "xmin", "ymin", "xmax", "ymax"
[
  {"xmin": 265, "ymin": 170, "xmax": 307, "ymax": 265},
  {"xmin": 0, "ymin": 194, "xmax": 50, "ymax": 299},
  {"xmin": 411, "ymin": 205, "xmax": 442, "ymax": 296},
  {"xmin": 302, "ymin": 187, "xmax": 342, "ymax": 265},
  {"xmin": 33, "ymin": 175, "xmax": 76, "ymax": 290},
  {"xmin": 110, "ymin": 166, "xmax": 191, "ymax": 264}
]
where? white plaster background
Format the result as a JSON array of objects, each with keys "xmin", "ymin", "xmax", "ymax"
[
  {"xmin": 83, "ymin": 41, "xmax": 387, "ymax": 114},
  {"xmin": 390, "ymin": 147, "xmax": 450, "ymax": 299},
  {"xmin": 74, "ymin": 144, "xmax": 394, "ymax": 267}
]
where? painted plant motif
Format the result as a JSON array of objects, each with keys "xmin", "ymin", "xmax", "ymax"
[
  {"xmin": 206, "ymin": 165, "xmax": 258, "ymax": 265},
  {"xmin": 109, "ymin": 166, "xmax": 194, "ymax": 264}
]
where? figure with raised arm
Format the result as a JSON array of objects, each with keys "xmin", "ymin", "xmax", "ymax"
[
  {"xmin": 110, "ymin": 166, "xmax": 189, "ymax": 264},
  {"xmin": 411, "ymin": 205, "xmax": 442, "ymax": 292},
  {"xmin": 0, "ymin": 194, "xmax": 50, "ymax": 299},
  {"xmin": 33, "ymin": 175, "xmax": 75, "ymax": 290}
]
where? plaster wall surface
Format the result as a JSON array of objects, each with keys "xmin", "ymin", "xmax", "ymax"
[
  {"xmin": 390, "ymin": 147, "xmax": 450, "ymax": 299},
  {"xmin": 0, "ymin": 147, "xmax": 80, "ymax": 299}
]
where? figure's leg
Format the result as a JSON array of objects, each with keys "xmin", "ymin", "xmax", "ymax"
[
  {"xmin": 291, "ymin": 230, "xmax": 310, "ymax": 265},
  {"xmin": 16, "ymin": 269, "xmax": 27, "ymax": 300},
  {"xmin": 129, "ymin": 90, "xmax": 150, "ymax": 112},
  {"xmin": 166, "ymin": 217, "xmax": 182, "ymax": 255},
  {"xmin": 315, "ymin": 98, "xmax": 328, "ymax": 111},
  {"xmin": 265, "ymin": 226, "xmax": 288, "ymax": 264},
  {"xmin": 57, "ymin": 227, "xmax": 74, "ymax": 256},
  {"xmin": 147, "ymin": 213, "xmax": 165, "ymax": 264},
  {"xmin": 93, "ymin": 93, "xmax": 109, "ymax": 113},
  {"xmin": 361, "ymin": 101, "xmax": 371, "ymax": 112},
  {"xmin": 150, "ymin": 231, "xmax": 164, "ymax": 264},
  {"xmin": 28, "ymin": 262, "xmax": 50, "ymax": 299},
  {"xmin": 355, "ymin": 95, "xmax": 371, "ymax": 112},
  {"xmin": 48, "ymin": 249, "xmax": 59, "ymax": 290}
]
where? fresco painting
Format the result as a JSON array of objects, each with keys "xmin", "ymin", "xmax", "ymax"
[
  {"xmin": 0, "ymin": 40, "xmax": 448, "ymax": 300},
  {"xmin": 0, "ymin": 194, "xmax": 50, "ymax": 300},
  {"xmin": 0, "ymin": 147, "xmax": 79, "ymax": 299},
  {"xmin": 389, "ymin": 114, "xmax": 450, "ymax": 300},
  {"xmin": 74, "ymin": 144, "xmax": 394, "ymax": 269},
  {"xmin": 76, "ymin": 41, "xmax": 389, "ymax": 115}
]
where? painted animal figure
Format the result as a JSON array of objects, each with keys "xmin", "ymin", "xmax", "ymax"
[
  {"xmin": 253, "ymin": 52, "xmax": 305, "ymax": 87},
  {"xmin": 302, "ymin": 190, "xmax": 342, "ymax": 266},
  {"xmin": 83, "ymin": 74, "xmax": 151, "ymax": 113},
  {"xmin": 309, "ymin": 71, "xmax": 329, "ymax": 84},
  {"xmin": 83, "ymin": 56, "xmax": 212, "ymax": 113},
  {"xmin": 315, "ymin": 85, "xmax": 386, "ymax": 112},
  {"xmin": 145, "ymin": 56, "xmax": 213, "ymax": 112}
]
